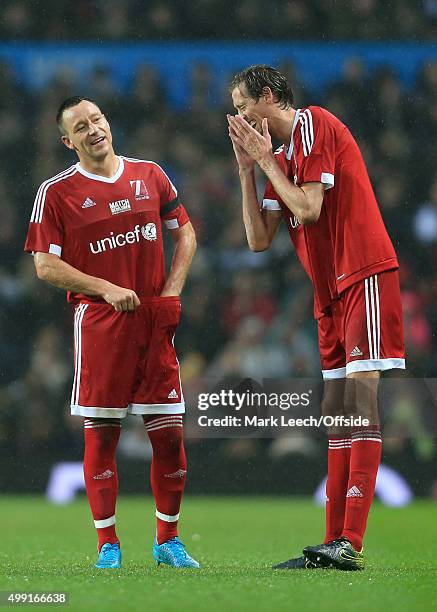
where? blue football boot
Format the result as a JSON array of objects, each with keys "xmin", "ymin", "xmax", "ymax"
[
  {"xmin": 153, "ymin": 537, "xmax": 200, "ymax": 568},
  {"xmin": 95, "ymin": 542, "xmax": 122, "ymax": 569}
]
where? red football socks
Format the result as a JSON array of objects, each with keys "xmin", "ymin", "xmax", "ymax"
[
  {"xmin": 341, "ymin": 429, "xmax": 382, "ymax": 550},
  {"xmin": 144, "ymin": 415, "xmax": 186, "ymax": 545},
  {"xmin": 324, "ymin": 435, "xmax": 352, "ymax": 543},
  {"xmin": 83, "ymin": 418, "xmax": 121, "ymax": 550}
]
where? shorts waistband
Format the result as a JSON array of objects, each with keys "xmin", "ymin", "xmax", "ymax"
[
  {"xmin": 74, "ymin": 296, "xmax": 180, "ymax": 307},
  {"xmin": 138, "ymin": 296, "xmax": 180, "ymax": 304}
]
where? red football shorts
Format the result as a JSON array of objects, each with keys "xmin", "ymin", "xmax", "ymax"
[
  {"xmin": 318, "ymin": 270, "xmax": 405, "ymax": 379},
  {"xmin": 70, "ymin": 296, "xmax": 184, "ymax": 418}
]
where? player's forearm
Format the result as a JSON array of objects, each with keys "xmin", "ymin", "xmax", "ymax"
[
  {"xmin": 35, "ymin": 253, "xmax": 111, "ymax": 297},
  {"xmin": 239, "ymin": 169, "xmax": 270, "ymax": 251},
  {"xmin": 161, "ymin": 225, "xmax": 197, "ymax": 296},
  {"xmin": 258, "ymin": 154, "xmax": 317, "ymax": 225}
]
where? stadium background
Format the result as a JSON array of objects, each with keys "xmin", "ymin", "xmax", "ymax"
[{"xmin": 1, "ymin": 0, "xmax": 437, "ymax": 502}]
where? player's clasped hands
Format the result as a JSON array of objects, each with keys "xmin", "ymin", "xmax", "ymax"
[
  {"xmin": 227, "ymin": 114, "xmax": 272, "ymax": 165},
  {"xmin": 103, "ymin": 284, "xmax": 141, "ymax": 312}
]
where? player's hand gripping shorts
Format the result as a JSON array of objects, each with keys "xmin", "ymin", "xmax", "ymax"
[
  {"xmin": 318, "ymin": 270, "xmax": 405, "ymax": 379},
  {"xmin": 70, "ymin": 296, "xmax": 184, "ymax": 417}
]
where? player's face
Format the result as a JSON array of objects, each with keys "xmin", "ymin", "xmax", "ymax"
[
  {"xmin": 231, "ymin": 84, "xmax": 272, "ymax": 133},
  {"xmin": 61, "ymin": 101, "xmax": 113, "ymax": 160}
]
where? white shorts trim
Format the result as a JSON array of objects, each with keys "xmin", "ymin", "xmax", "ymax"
[
  {"xmin": 346, "ymin": 358, "xmax": 406, "ymax": 375},
  {"xmin": 365, "ymin": 276, "xmax": 381, "ymax": 360},
  {"xmin": 71, "ymin": 401, "xmax": 186, "ymax": 417},
  {"xmin": 71, "ymin": 304, "xmax": 88, "ymax": 408},
  {"xmin": 129, "ymin": 402, "xmax": 185, "ymax": 415},
  {"xmin": 322, "ymin": 366, "xmax": 346, "ymax": 380},
  {"xmin": 71, "ymin": 405, "xmax": 129, "ymax": 418}
]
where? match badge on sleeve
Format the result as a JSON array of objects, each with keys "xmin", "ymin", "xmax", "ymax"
[{"xmin": 130, "ymin": 179, "xmax": 150, "ymax": 201}]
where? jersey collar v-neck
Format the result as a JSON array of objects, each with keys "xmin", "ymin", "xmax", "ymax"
[
  {"xmin": 76, "ymin": 155, "xmax": 124, "ymax": 183},
  {"xmin": 285, "ymin": 109, "xmax": 301, "ymax": 160}
]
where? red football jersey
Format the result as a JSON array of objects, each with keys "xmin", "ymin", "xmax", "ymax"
[
  {"xmin": 24, "ymin": 156, "xmax": 189, "ymax": 303},
  {"xmin": 263, "ymin": 151, "xmax": 322, "ymax": 316},
  {"xmin": 263, "ymin": 106, "xmax": 398, "ymax": 314}
]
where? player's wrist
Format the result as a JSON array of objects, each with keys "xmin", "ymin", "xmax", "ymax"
[
  {"xmin": 239, "ymin": 165, "xmax": 255, "ymax": 176},
  {"xmin": 99, "ymin": 280, "xmax": 116, "ymax": 300},
  {"xmin": 160, "ymin": 285, "xmax": 181, "ymax": 297},
  {"xmin": 257, "ymin": 151, "xmax": 275, "ymax": 173}
]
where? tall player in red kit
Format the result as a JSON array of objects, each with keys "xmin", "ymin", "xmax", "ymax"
[
  {"xmin": 228, "ymin": 66, "xmax": 404, "ymax": 570},
  {"xmin": 24, "ymin": 97, "xmax": 200, "ymax": 569}
]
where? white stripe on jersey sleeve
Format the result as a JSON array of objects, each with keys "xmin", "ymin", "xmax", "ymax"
[
  {"xmin": 299, "ymin": 118, "xmax": 309, "ymax": 157},
  {"xmin": 30, "ymin": 166, "xmax": 77, "ymax": 224},
  {"xmin": 305, "ymin": 109, "xmax": 314, "ymax": 150},
  {"xmin": 299, "ymin": 110, "xmax": 314, "ymax": 157}
]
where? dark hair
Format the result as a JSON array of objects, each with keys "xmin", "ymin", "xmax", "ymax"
[
  {"xmin": 56, "ymin": 96, "xmax": 101, "ymax": 135},
  {"xmin": 229, "ymin": 64, "xmax": 294, "ymax": 110}
]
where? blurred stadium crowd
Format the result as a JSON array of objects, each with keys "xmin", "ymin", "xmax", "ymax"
[
  {"xmin": 1, "ymin": 0, "xmax": 437, "ymax": 40},
  {"xmin": 1, "ymin": 6, "xmax": 437, "ymax": 489}
]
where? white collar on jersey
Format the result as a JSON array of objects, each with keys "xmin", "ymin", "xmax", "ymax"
[
  {"xmin": 285, "ymin": 109, "xmax": 301, "ymax": 160},
  {"xmin": 75, "ymin": 155, "xmax": 124, "ymax": 183}
]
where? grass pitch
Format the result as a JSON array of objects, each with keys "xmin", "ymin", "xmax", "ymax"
[{"xmin": 0, "ymin": 496, "xmax": 436, "ymax": 611}]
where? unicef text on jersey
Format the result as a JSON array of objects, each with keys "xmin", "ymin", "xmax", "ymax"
[{"xmin": 89, "ymin": 223, "xmax": 157, "ymax": 254}]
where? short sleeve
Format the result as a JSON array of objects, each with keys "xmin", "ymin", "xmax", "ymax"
[
  {"xmin": 24, "ymin": 184, "xmax": 64, "ymax": 256},
  {"xmin": 154, "ymin": 164, "xmax": 189, "ymax": 230},
  {"xmin": 262, "ymin": 147, "xmax": 289, "ymax": 211},
  {"xmin": 297, "ymin": 108, "xmax": 335, "ymax": 190},
  {"xmin": 162, "ymin": 203, "xmax": 190, "ymax": 230},
  {"xmin": 262, "ymin": 179, "xmax": 282, "ymax": 211}
]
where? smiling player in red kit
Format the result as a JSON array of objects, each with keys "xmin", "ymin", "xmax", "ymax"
[{"xmin": 24, "ymin": 97, "xmax": 200, "ymax": 569}]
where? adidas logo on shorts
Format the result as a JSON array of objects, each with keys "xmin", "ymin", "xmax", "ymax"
[
  {"xmin": 349, "ymin": 346, "xmax": 363, "ymax": 357},
  {"xmin": 168, "ymin": 389, "xmax": 178, "ymax": 399}
]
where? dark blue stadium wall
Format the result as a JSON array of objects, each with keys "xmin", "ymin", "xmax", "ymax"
[{"xmin": 1, "ymin": 42, "xmax": 437, "ymax": 106}]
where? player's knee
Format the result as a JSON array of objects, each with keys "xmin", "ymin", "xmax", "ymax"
[
  {"xmin": 321, "ymin": 379, "xmax": 351, "ymax": 435},
  {"xmin": 158, "ymin": 428, "xmax": 185, "ymax": 456},
  {"xmin": 321, "ymin": 379, "xmax": 346, "ymax": 418},
  {"xmin": 344, "ymin": 377, "xmax": 379, "ymax": 423}
]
